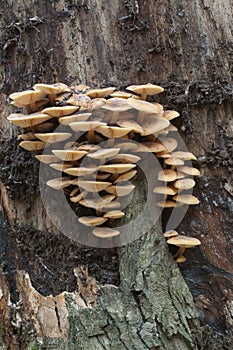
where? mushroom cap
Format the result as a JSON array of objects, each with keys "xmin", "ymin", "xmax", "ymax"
[
  {"xmin": 164, "ymin": 157, "xmax": 184, "ymax": 166},
  {"xmin": 114, "ymin": 169, "xmax": 137, "ymax": 183},
  {"xmin": 174, "ymin": 178, "xmax": 196, "ymax": 190},
  {"xmin": 126, "ymin": 83, "xmax": 164, "ymax": 96},
  {"xmin": 171, "ymin": 151, "xmax": 197, "ymax": 160},
  {"xmin": 99, "ymin": 163, "xmax": 136, "ymax": 174},
  {"xmin": 167, "ymin": 235, "xmax": 201, "ymax": 248},
  {"xmin": 105, "ymin": 184, "xmax": 135, "ymax": 196},
  {"xmin": 70, "ymin": 190, "xmax": 88, "ymax": 203},
  {"xmin": 79, "ymin": 195, "xmax": 115, "ymax": 209},
  {"xmin": 59, "ymin": 113, "xmax": 91, "ymax": 125},
  {"xmin": 69, "ymin": 121, "xmax": 107, "ymax": 132},
  {"xmin": 163, "ymin": 110, "xmax": 180, "ymax": 121},
  {"xmin": 34, "ymin": 82, "xmax": 70, "ymax": 95},
  {"xmin": 92, "ymin": 227, "xmax": 120, "ymax": 238},
  {"xmin": 64, "ymin": 166, "xmax": 98, "ymax": 176},
  {"xmin": 9, "ymin": 90, "xmax": 46, "ymax": 105},
  {"xmin": 158, "ymin": 137, "xmax": 178, "ymax": 152},
  {"xmin": 101, "ymin": 97, "xmax": 131, "ymax": 112},
  {"xmin": 135, "ymin": 142, "xmax": 166, "ymax": 153},
  {"xmin": 49, "ymin": 163, "xmax": 72, "ymax": 171},
  {"xmin": 116, "ymin": 119, "xmax": 144, "ymax": 134},
  {"xmin": 77, "ymin": 181, "xmax": 112, "ymax": 192},
  {"xmin": 103, "ymin": 210, "xmax": 125, "ymax": 219},
  {"xmin": 7, "ymin": 113, "xmax": 52, "ymax": 127},
  {"xmin": 127, "ymin": 98, "xmax": 162, "ymax": 114},
  {"xmin": 87, "ymin": 98, "xmax": 106, "ymax": 111},
  {"xmin": 19, "ymin": 141, "xmax": 46, "ymax": 151},
  {"xmin": 110, "ymin": 91, "xmax": 138, "ymax": 99},
  {"xmin": 34, "ymin": 132, "xmax": 72, "ymax": 143},
  {"xmin": 142, "ymin": 117, "xmax": 170, "ymax": 136},
  {"xmin": 110, "ymin": 153, "xmax": 141, "ymax": 163},
  {"xmin": 153, "ymin": 186, "xmax": 177, "ymax": 195},
  {"xmin": 177, "ymin": 166, "xmax": 200, "ymax": 176},
  {"xmin": 173, "ymin": 194, "xmax": 200, "ymax": 205},
  {"xmin": 42, "ymin": 106, "xmax": 79, "ymax": 117},
  {"xmin": 176, "ymin": 255, "xmax": 187, "ymax": 263},
  {"xmin": 86, "ymin": 87, "xmax": 116, "ymax": 98},
  {"xmin": 163, "ymin": 230, "xmax": 179, "ymax": 238},
  {"xmin": 18, "ymin": 133, "xmax": 37, "ymax": 141},
  {"xmin": 46, "ymin": 177, "xmax": 71, "ymax": 190},
  {"xmin": 97, "ymin": 125, "xmax": 132, "ymax": 138},
  {"xmin": 87, "ymin": 148, "xmax": 120, "ymax": 160},
  {"xmin": 52, "ymin": 149, "xmax": 87, "ymax": 161},
  {"xmin": 35, "ymin": 154, "xmax": 60, "ymax": 164},
  {"xmin": 115, "ymin": 142, "xmax": 138, "ymax": 152},
  {"xmin": 67, "ymin": 94, "xmax": 91, "ymax": 108},
  {"xmin": 79, "ymin": 216, "xmax": 108, "ymax": 227},
  {"xmin": 158, "ymin": 169, "xmax": 177, "ymax": 182},
  {"xmin": 156, "ymin": 201, "xmax": 183, "ymax": 208}
]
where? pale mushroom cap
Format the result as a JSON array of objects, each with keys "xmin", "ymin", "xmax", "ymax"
[
  {"xmin": 52, "ymin": 149, "xmax": 87, "ymax": 161},
  {"xmin": 116, "ymin": 120, "xmax": 144, "ymax": 134},
  {"xmin": 70, "ymin": 121, "xmax": 107, "ymax": 132},
  {"xmin": 7, "ymin": 113, "xmax": 52, "ymax": 127},
  {"xmin": 67, "ymin": 94, "xmax": 91, "ymax": 108},
  {"xmin": 18, "ymin": 133, "xmax": 37, "ymax": 141},
  {"xmin": 142, "ymin": 118, "xmax": 170, "ymax": 136},
  {"xmin": 79, "ymin": 195, "xmax": 115, "ymax": 209},
  {"xmin": 86, "ymin": 87, "xmax": 116, "ymax": 98},
  {"xmin": 176, "ymin": 255, "xmax": 187, "ymax": 263},
  {"xmin": 34, "ymin": 132, "xmax": 72, "ymax": 143},
  {"xmin": 153, "ymin": 186, "xmax": 177, "ymax": 195},
  {"xmin": 173, "ymin": 194, "xmax": 200, "ymax": 205},
  {"xmin": 99, "ymin": 163, "xmax": 136, "ymax": 174},
  {"xmin": 59, "ymin": 113, "xmax": 91, "ymax": 125},
  {"xmin": 97, "ymin": 125, "xmax": 132, "ymax": 138},
  {"xmin": 174, "ymin": 178, "xmax": 196, "ymax": 190},
  {"xmin": 9, "ymin": 90, "xmax": 46, "ymax": 105},
  {"xmin": 34, "ymin": 82, "xmax": 69, "ymax": 94},
  {"xmin": 87, "ymin": 98, "xmax": 106, "ymax": 110},
  {"xmin": 126, "ymin": 83, "xmax": 164, "ymax": 96},
  {"xmin": 87, "ymin": 148, "xmax": 120, "ymax": 160},
  {"xmin": 158, "ymin": 137, "xmax": 178, "ymax": 152},
  {"xmin": 111, "ymin": 153, "xmax": 141, "ymax": 163},
  {"xmin": 92, "ymin": 227, "xmax": 120, "ymax": 238},
  {"xmin": 46, "ymin": 177, "xmax": 71, "ymax": 190},
  {"xmin": 70, "ymin": 190, "xmax": 88, "ymax": 203},
  {"xmin": 156, "ymin": 201, "xmax": 183, "ymax": 208},
  {"xmin": 19, "ymin": 141, "xmax": 46, "ymax": 151},
  {"xmin": 135, "ymin": 142, "xmax": 166, "ymax": 153},
  {"xmin": 35, "ymin": 154, "xmax": 60, "ymax": 164},
  {"xmin": 158, "ymin": 169, "xmax": 177, "ymax": 182},
  {"xmin": 106, "ymin": 184, "xmax": 135, "ymax": 196},
  {"xmin": 177, "ymin": 166, "xmax": 200, "ymax": 176},
  {"xmin": 127, "ymin": 98, "xmax": 162, "ymax": 114},
  {"xmin": 79, "ymin": 216, "xmax": 108, "ymax": 227},
  {"xmin": 163, "ymin": 230, "xmax": 179, "ymax": 238},
  {"xmin": 171, "ymin": 151, "xmax": 197, "ymax": 160},
  {"xmin": 32, "ymin": 122, "xmax": 55, "ymax": 133},
  {"xmin": 163, "ymin": 110, "xmax": 180, "ymax": 121},
  {"xmin": 101, "ymin": 98, "xmax": 131, "ymax": 112},
  {"xmin": 164, "ymin": 157, "xmax": 184, "ymax": 166},
  {"xmin": 115, "ymin": 142, "xmax": 138, "ymax": 152},
  {"xmin": 64, "ymin": 166, "xmax": 98, "ymax": 176},
  {"xmin": 103, "ymin": 210, "xmax": 125, "ymax": 219},
  {"xmin": 167, "ymin": 235, "xmax": 201, "ymax": 248},
  {"xmin": 77, "ymin": 181, "xmax": 112, "ymax": 192},
  {"xmin": 42, "ymin": 106, "xmax": 79, "ymax": 117},
  {"xmin": 49, "ymin": 163, "xmax": 72, "ymax": 171},
  {"xmin": 110, "ymin": 91, "xmax": 135, "ymax": 98}
]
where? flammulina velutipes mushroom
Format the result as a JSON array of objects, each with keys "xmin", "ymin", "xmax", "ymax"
[{"xmin": 7, "ymin": 82, "xmax": 201, "ymax": 260}]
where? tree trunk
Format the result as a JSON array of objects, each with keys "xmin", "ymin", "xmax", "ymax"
[{"xmin": 0, "ymin": 0, "xmax": 232, "ymax": 349}]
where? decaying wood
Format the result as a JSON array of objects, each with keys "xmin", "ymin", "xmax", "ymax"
[{"xmin": 0, "ymin": 0, "xmax": 233, "ymax": 349}]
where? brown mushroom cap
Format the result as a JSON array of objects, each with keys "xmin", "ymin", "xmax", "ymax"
[
  {"xmin": 177, "ymin": 166, "xmax": 200, "ymax": 176},
  {"xmin": 126, "ymin": 83, "xmax": 164, "ymax": 96},
  {"xmin": 173, "ymin": 178, "xmax": 196, "ymax": 190},
  {"xmin": 19, "ymin": 141, "xmax": 46, "ymax": 151},
  {"xmin": 163, "ymin": 230, "xmax": 179, "ymax": 238},
  {"xmin": 79, "ymin": 195, "xmax": 115, "ymax": 209},
  {"xmin": 9, "ymin": 90, "xmax": 46, "ymax": 105},
  {"xmin": 7, "ymin": 113, "xmax": 52, "ymax": 127},
  {"xmin": 115, "ymin": 142, "xmax": 138, "ymax": 152},
  {"xmin": 167, "ymin": 235, "xmax": 201, "ymax": 248},
  {"xmin": 92, "ymin": 227, "xmax": 120, "ymax": 238},
  {"xmin": 67, "ymin": 94, "xmax": 91, "ymax": 108},
  {"xmin": 52, "ymin": 149, "xmax": 87, "ymax": 161},
  {"xmin": 31, "ymin": 122, "xmax": 55, "ymax": 133},
  {"xmin": 42, "ymin": 106, "xmax": 79, "ymax": 117},
  {"xmin": 101, "ymin": 98, "xmax": 131, "ymax": 112},
  {"xmin": 153, "ymin": 186, "xmax": 177, "ymax": 195},
  {"xmin": 110, "ymin": 91, "xmax": 138, "ymax": 99},
  {"xmin": 158, "ymin": 169, "xmax": 177, "ymax": 182},
  {"xmin": 59, "ymin": 113, "xmax": 91, "ymax": 125},
  {"xmin": 86, "ymin": 87, "xmax": 116, "ymax": 98},
  {"xmin": 77, "ymin": 181, "xmax": 112, "ymax": 192},
  {"xmin": 34, "ymin": 132, "xmax": 72, "ymax": 143},
  {"xmin": 99, "ymin": 163, "xmax": 136, "ymax": 174},
  {"xmin": 156, "ymin": 201, "xmax": 183, "ymax": 208},
  {"xmin": 79, "ymin": 216, "xmax": 108, "ymax": 227},
  {"xmin": 176, "ymin": 255, "xmax": 187, "ymax": 263},
  {"xmin": 172, "ymin": 194, "xmax": 200, "ymax": 205}
]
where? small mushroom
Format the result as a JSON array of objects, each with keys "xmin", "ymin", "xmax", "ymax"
[
  {"xmin": 97, "ymin": 125, "xmax": 132, "ymax": 139},
  {"xmin": 49, "ymin": 163, "xmax": 72, "ymax": 171},
  {"xmin": 34, "ymin": 83, "xmax": 70, "ymax": 105},
  {"xmin": 127, "ymin": 98, "xmax": 162, "ymax": 123},
  {"xmin": 172, "ymin": 194, "xmax": 200, "ymax": 205},
  {"xmin": 167, "ymin": 235, "xmax": 201, "ymax": 260},
  {"xmin": 135, "ymin": 142, "xmax": 166, "ymax": 153},
  {"xmin": 153, "ymin": 186, "xmax": 177, "ymax": 196},
  {"xmin": 99, "ymin": 163, "xmax": 136, "ymax": 174},
  {"xmin": 69, "ymin": 121, "xmax": 107, "ymax": 143},
  {"xmin": 64, "ymin": 166, "xmax": 98, "ymax": 177},
  {"xmin": 79, "ymin": 195, "xmax": 115, "ymax": 209},
  {"xmin": 86, "ymin": 87, "xmax": 116, "ymax": 98},
  {"xmin": 171, "ymin": 151, "xmax": 197, "ymax": 161},
  {"xmin": 126, "ymin": 83, "xmax": 164, "ymax": 100},
  {"xmin": 141, "ymin": 117, "xmax": 170, "ymax": 136},
  {"xmin": 158, "ymin": 137, "xmax": 178, "ymax": 152},
  {"xmin": 35, "ymin": 154, "xmax": 60, "ymax": 164},
  {"xmin": 92, "ymin": 227, "xmax": 120, "ymax": 238},
  {"xmin": 7, "ymin": 112, "xmax": 52, "ymax": 127},
  {"xmin": 110, "ymin": 154, "xmax": 141, "ymax": 163},
  {"xmin": 59, "ymin": 113, "xmax": 92, "ymax": 125},
  {"xmin": 77, "ymin": 181, "xmax": 112, "ymax": 192},
  {"xmin": 87, "ymin": 148, "xmax": 120, "ymax": 164},
  {"xmin": 70, "ymin": 190, "xmax": 88, "ymax": 203},
  {"xmin": 163, "ymin": 110, "xmax": 180, "ymax": 121},
  {"xmin": 34, "ymin": 132, "xmax": 72, "ymax": 143},
  {"xmin": 173, "ymin": 178, "xmax": 196, "ymax": 190},
  {"xmin": 164, "ymin": 157, "xmax": 184, "ymax": 166},
  {"xmin": 46, "ymin": 177, "xmax": 72, "ymax": 190},
  {"xmin": 42, "ymin": 106, "xmax": 79, "ymax": 117},
  {"xmin": 19, "ymin": 141, "xmax": 46, "ymax": 151},
  {"xmin": 52, "ymin": 149, "xmax": 87, "ymax": 161},
  {"xmin": 177, "ymin": 166, "xmax": 200, "ymax": 176},
  {"xmin": 158, "ymin": 169, "xmax": 177, "ymax": 182},
  {"xmin": 105, "ymin": 184, "xmax": 135, "ymax": 196},
  {"xmin": 116, "ymin": 119, "xmax": 144, "ymax": 135},
  {"xmin": 9, "ymin": 90, "xmax": 46, "ymax": 113},
  {"xmin": 163, "ymin": 230, "xmax": 179, "ymax": 238},
  {"xmin": 103, "ymin": 210, "xmax": 125, "ymax": 219},
  {"xmin": 79, "ymin": 216, "xmax": 108, "ymax": 227},
  {"xmin": 101, "ymin": 98, "xmax": 131, "ymax": 123}
]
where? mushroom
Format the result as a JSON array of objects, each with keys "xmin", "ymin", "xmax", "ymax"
[
  {"xmin": 79, "ymin": 216, "xmax": 108, "ymax": 227},
  {"xmin": 70, "ymin": 190, "xmax": 88, "ymax": 203},
  {"xmin": 141, "ymin": 117, "xmax": 170, "ymax": 136},
  {"xmin": 105, "ymin": 184, "xmax": 135, "ymax": 196},
  {"xmin": 167, "ymin": 235, "xmax": 201, "ymax": 260},
  {"xmin": 86, "ymin": 87, "xmax": 116, "ymax": 98},
  {"xmin": 52, "ymin": 149, "xmax": 87, "ymax": 161},
  {"xmin": 127, "ymin": 98, "xmax": 162, "ymax": 123},
  {"xmin": 171, "ymin": 151, "xmax": 197, "ymax": 161},
  {"xmin": 116, "ymin": 119, "xmax": 144, "ymax": 135},
  {"xmin": 163, "ymin": 230, "xmax": 179, "ymax": 238},
  {"xmin": 172, "ymin": 194, "xmax": 200, "ymax": 205},
  {"xmin": 175, "ymin": 255, "xmax": 187, "ymax": 263},
  {"xmin": 19, "ymin": 141, "xmax": 46, "ymax": 151},
  {"xmin": 77, "ymin": 181, "xmax": 112, "ymax": 192},
  {"xmin": 9, "ymin": 90, "xmax": 46, "ymax": 113},
  {"xmin": 49, "ymin": 163, "xmax": 72, "ymax": 171},
  {"xmin": 34, "ymin": 83, "xmax": 70, "ymax": 105},
  {"xmin": 87, "ymin": 148, "xmax": 120, "ymax": 164},
  {"xmin": 69, "ymin": 121, "xmax": 107, "ymax": 143},
  {"xmin": 103, "ymin": 210, "xmax": 125, "ymax": 219},
  {"xmin": 153, "ymin": 186, "xmax": 177, "ymax": 196},
  {"xmin": 35, "ymin": 154, "xmax": 60, "ymax": 164},
  {"xmin": 64, "ymin": 165, "xmax": 98, "ymax": 177},
  {"xmin": 163, "ymin": 110, "xmax": 180, "ymax": 121},
  {"xmin": 7, "ymin": 112, "xmax": 52, "ymax": 128},
  {"xmin": 99, "ymin": 163, "xmax": 136, "ymax": 174},
  {"xmin": 34, "ymin": 132, "xmax": 72, "ymax": 143},
  {"xmin": 96, "ymin": 125, "xmax": 132, "ymax": 139},
  {"xmin": 158, "ymin": 169, "xmax": 177, "ymax": 182},
  {"xmin": 79, "ymin": 195, "xmax": 115, "ymax": 209},
  {"xmin": 158, "ymin": 137, "xmax": 178, "ymax": 152},
  {"xmin": 173, "ymin": 178, "xmax": 196, "ymax": 190},
  {"xmin": 177, "ymin": 166, "xmax": 200, "ymax": 176},
  {"xmin": 46, "ymin": 177, "xmax": 72, "ymax": 190},
  {"xmin": 92, "ymin": 227, "xmax": 120, "ymax": 238},
  {"xmin": 156, "ymin": 201, "xmax": 183, "ymax": 208},
  {"xmin": 126, "ymin": 83, "xmax": 164, "ymax": 100},
  {"xmin": 101, "ymin": 98, "xmax": 131, "ymax": 123},
  {"xmin": 110, "ymin": 154, "xmax": 141, "ymax": 163},
  {"xmin": 42, "ymin": 106, "xmax": 79, "ymax": 117},
  {"xmin": 135, "ymin": 142, "xmax": 166, "ymax": 153},
  {"xmin": 59, "ymin": 113, "xmax": 92, "ymax": 125},
  {"xmin": 164, "ymin": 157, "xmax": 184, "ymax": 166}
]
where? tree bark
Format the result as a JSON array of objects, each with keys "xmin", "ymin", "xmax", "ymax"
[{"xmin": 0, "ymin": 0, "xmax": 233, "ymax": 349}]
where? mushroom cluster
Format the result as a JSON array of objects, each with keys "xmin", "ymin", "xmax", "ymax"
[{"xmin": 7, "ymin": 82, "xmax": 201, "ymax": 257}]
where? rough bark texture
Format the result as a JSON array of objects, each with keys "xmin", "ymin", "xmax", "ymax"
[{"xmin": 0, "ymin": 0, "xmax": 232, "ymax": 349}]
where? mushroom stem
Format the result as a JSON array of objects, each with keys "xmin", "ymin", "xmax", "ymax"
[
  {"xmin": 138, "ymin": 111, "xmax": 145, "ymax": 124},
  {"xmin": 48, "ymin": 93, "xmax": 56, "ymax": 106},
  {"xmin": 174, "ymin": 247, "xmax": 186, "ymax": 259},
  {"xmin": 25, "ymin": 105, "xmax": 31, "ymax": 114},
  {"xmin": 140, "ymin": 92, "xmax": 147, "ymax": 100},
  {"xmin": 111, "ymin": 111, "xmax": 119, "ymax": 124},
  {"xmin": 88, "ymin": 129, "xmax": 95, "ymax": 143}
]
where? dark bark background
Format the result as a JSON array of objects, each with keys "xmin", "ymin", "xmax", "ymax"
[{"xmin": 0, "ymin": 0, "xmax": 233, "ymax": 349}]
